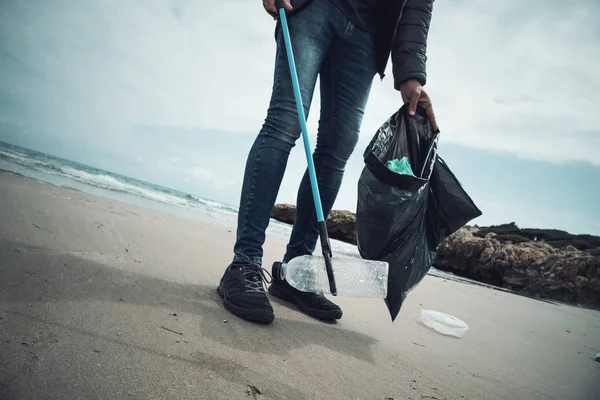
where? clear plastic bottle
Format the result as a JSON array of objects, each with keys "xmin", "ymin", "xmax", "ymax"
[{"xmin": 275, "ymin": 255, "xmax": 389, "ymax": 298}]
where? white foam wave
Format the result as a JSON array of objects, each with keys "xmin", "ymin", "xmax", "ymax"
[
  {"xmin": 193, "ymin": 196, "xmax": 238, "ymax": 214},
  {"xmin": 58, "ymin": 167, "xmax": 193, "ymax": 207},
  {"xmin": 0, "ymin": 149, "xmax": 32, "ymax": 165}
]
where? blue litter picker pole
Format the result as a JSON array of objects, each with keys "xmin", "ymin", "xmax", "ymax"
[{"xmin": 276, "ymin": 0, "xmax": 337, "ymax": 295}]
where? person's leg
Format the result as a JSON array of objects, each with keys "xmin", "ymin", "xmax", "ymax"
[
  {"xmin": 284, "ymin": 23, "xmax": 377, "ymax": 262},
  {"xmin": 268, "ymin": 15, "xmax": 378, "ymax": 321},
  {"xmin": 218, "ymin": 1, "xmax": 337, "ymax": 324},
  {"xmin": 232, "ymin": 3, "xmax": 336, "ymax": 267}
]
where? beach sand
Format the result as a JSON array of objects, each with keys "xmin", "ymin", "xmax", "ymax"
[{"xmin": 1, "ymin": 172, "xmax": 599, "ymax": 400}]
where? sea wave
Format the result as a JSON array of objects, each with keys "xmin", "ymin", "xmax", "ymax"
[
  {"xmin": 184, "ymin": 193, "xmax": 239, "ymax": 214},
  {"xmin": 61, "ymin": 166, "xmax": 195, "ymax": 207},
  {"xmin": 0, "ymin": 143, "xmax": 239, "ymax": 215}
]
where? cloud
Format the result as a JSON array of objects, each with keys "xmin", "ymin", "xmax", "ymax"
[
  {"xmin": 151, "ymin": 151, "xmax": 239, "ymax": 195},
  {"xmin": 418, "ymin": 0, "xmax": 600, "ymax": 164},
  {"xmin": 184, "ymin": 166, "xmax": 237, "ymax": 191},
  {"xmin": 1, "ymin": 0, "xmax": 598, "ymax": 164}
]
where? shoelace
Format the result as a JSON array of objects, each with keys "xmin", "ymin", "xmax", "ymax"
[
  {"xmin": 235, "ymin": 256, "xmax": 273, "ymax": 294},
  {"xmin": 242, "ymin": 265, "xmax": 273, "ymax": 293}
]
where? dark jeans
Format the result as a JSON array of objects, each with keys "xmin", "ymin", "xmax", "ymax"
[{"xmin": 233, "ymin": 0, "xmax": 377, "ymax": 266}]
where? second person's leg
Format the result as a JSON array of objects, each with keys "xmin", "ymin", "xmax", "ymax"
[
  {"xmin": 267, "ymin": 13, "xmax": 378, "ymax": 322},
  {"xmin": 232, "ymin": 3, "xmax": 336, "ymax": 267},
  {"xmin": 284, "ymin": 22, "xmax": 378, "ymax": 263}
]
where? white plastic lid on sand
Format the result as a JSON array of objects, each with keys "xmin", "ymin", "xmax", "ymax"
[{"xmin": 420, "ymin": 310, "xmax": 469, "ymax": 338}]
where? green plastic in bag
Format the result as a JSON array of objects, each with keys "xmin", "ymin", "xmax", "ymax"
[{"xmin": 386, "ymin": 157, "xmax": 415, "ymax": 176}]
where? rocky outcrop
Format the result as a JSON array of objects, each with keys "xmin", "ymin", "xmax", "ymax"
[
  {"xmin": 471, "ymin": 222, "xmax": 600, "ymax": 251},
  {"xmin": 271, "ymin": 203, "xmax": 358, "ymax": 244},
  {"xmin": 433, "ymin": 227, "xmax": 600, "ymax": 308},
  {"xmin": 271, "ymin": 204, "xmax": 297, "ymax": 225},
  {"xmin": 271, "ymin": 204, "xmax": 600, "ymax": 308}
]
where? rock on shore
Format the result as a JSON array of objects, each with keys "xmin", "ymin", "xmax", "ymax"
[
  {"xmin": 271, "ymin": 203, "xmax": 358, "ymax": 245},
  {"xmin": 434, "ymin": 227, "xmax": 600, "ymax": 308}
]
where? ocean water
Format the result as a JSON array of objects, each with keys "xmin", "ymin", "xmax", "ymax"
[{"xmin": 0, "ymin": 140, "xmax": 239, "ymax": 218}]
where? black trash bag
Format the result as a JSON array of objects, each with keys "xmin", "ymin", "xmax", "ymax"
[
  {"xmin": 356, "ymin": 105, "xmax": 482, "ymax": 321},
  {"xmin": 429, "ymin": 155, "xmax": 482, "ymax": 236}
]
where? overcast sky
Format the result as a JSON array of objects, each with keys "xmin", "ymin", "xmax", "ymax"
[{"xmin": 1, "ymin": 0, "xmax": 599, "ymax": 234}]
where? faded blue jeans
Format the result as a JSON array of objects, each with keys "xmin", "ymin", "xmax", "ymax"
[{"xmin": 233, "ymin": 0, "xmax": 377, "ymax": 266}]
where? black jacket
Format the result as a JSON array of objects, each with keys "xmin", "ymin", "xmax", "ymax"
[{"xmin": 265, "ymin": 0, "xmax": 435, "ymax": 89}]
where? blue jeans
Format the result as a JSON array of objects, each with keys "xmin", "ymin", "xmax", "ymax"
[{"xmin": 233, "ymin": 0, "xmax": 377, "ymax": 266}]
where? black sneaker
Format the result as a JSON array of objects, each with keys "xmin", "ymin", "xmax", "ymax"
[
  {"xmin": 217, "ymin": 260, "xmax": 274, "ymax": 324},
  {"xmin": 267, "ymin": 262, "xmax": 342, "ymax": 321}
]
